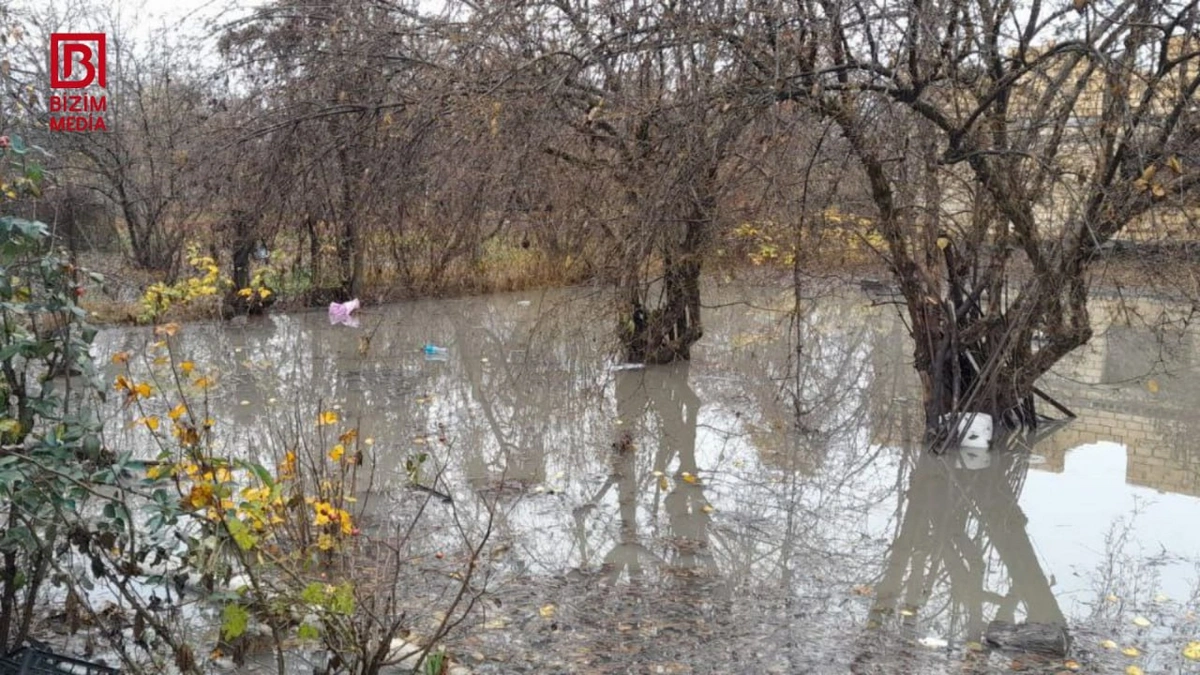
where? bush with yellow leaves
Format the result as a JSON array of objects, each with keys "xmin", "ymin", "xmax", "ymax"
[
  {"xmin": 98, "ymin": 323, "xmax": 488, "ymax": 674},
  {"xmin": 725, "ymin": 208, "xmax": 886, "ymax": 268},
  {"xmin": 138, "ymin": 248, "xmax": 229, "ymax": 322}
]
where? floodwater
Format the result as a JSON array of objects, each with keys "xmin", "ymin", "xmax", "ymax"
[{"xmin": 94, "ymin": 283, "xmax": 1200, "ymax": 674}]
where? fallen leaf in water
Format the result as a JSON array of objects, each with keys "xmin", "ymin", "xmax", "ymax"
[
  {"xmin": 851, "ymin": 585, "xmax": 873, "ymax": 596},
  {"xmin": 239, "ymin": 400, "xmax": 250, "ymax": 406},
  {"xmin": 917, "ymin": 636, "xmax": 947, "ymax": 649},
  {"xmin": 1126, "ymin": 666, "xmax": 1144, "ymax": 675},
  {"xmin": 483, "ymin": 618, "xmax": 508, "ymax": 630},
  {"xmin": 701, "ymin": 504, "xmax": 715, "ymax": 514},
  {"xmin": 1100, "ymin": 640, "xmax": 1118, "ymax": 650},
  {"xmin": 900, "ymin": 609, "xmax": 915, "ymax": 616},
  {"xmin": 1107, "ymin": 594, "xmax": 1120, "ymax": 603},
  {"xmin": 1147, "ymin": 379, "xmax": 1159, "ymax": 393},
  {"xmin": 1184, "ymin": 641, "xmax": 1200, "ymax": 660},
  {"xmin": 364, "ymin": 437, "xmax": 375, "ymax": 445},
  {"xmin": 658, "ymin": 475, "xmax": 669, "ymax": 490},
  {"xmin": 1063, "ymin": 659, "xmax": 1080, "ymax": 671},
  {"xmin": 1133, "ymin": 616, "xmax": 1151, "ymax": 627},
  {"xmin": 539, "ymin": 605, "xmax": 555, "ymax": 618},
  {"xmin": 681, "ymin": 472, "xmax": 699, "ymax": 484},
  {"xmin": 1122, "ymin": 646, "xmax": 1141, "ymax": 657},
  {"xmin": 1155, "ymin": 592, "xmax": 1169, "ymax": 603}
]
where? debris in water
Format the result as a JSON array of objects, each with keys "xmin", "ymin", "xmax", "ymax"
[
  {"xmin": 918, "ymin": 636, "xmax": 948, "ymax": 649},
  {"xmin": 517, "ymin": 300, "xmax": 532, "ymax": 307},
  {"xmin": 1122, "ymin": 646, "xmax": 1140, "ymax": 657},
  {"xmin": 1184, "ymin": 641, "xmax": 1200, "ymax": 660},
  {"xmin": 1132, "ymin": 616, "xmax": 1151, "ymax": 627},
  {"xmin": 539, "ymin": 604, "xmax": 556, "ymax": 618},
  {"xmin": 611, "ymin": 363, "xmax": 645, "ymax": 371},
  {"xmin": 329, "ymin": 299, "xmax": 361, "ymax": 327}
]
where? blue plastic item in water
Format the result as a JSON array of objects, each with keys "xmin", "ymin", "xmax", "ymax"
[{"xmin": 422, "ymin": 344, "xmax": 448, "ymax": 356}]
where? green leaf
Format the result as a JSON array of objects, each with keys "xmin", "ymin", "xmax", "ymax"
[
  {"xmin": 225, "ymin": 516, "xmax": 257, "ymax": 551},
  {"xmin": 330, "ymin": 582, "xmax": 355, "ymax": 615},
  {"xmin": 300, "ymin": 582, "xmax": 326, "ymax": 605},
  {"xmin": 297, "ymin": 623, "xmax": 320, "ymax": 640},
  {"xmin": 240, "ymin": 461, "xmax": 275, "ymax": 490},
  {"xmin": 220, "ymin": 603, "xmax": 249, "ymax": 641}
]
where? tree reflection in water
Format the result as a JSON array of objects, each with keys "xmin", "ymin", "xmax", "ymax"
[{"xmin": 855, "ymin": 425, "xmax": 1071, "ymax": 674}]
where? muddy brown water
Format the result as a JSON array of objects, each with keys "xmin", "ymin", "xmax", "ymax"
[{"xmin": 94, "ymin": 284, "xmax": 1200, "ymax": 674}]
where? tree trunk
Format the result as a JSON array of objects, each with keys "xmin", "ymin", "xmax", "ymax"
[{"xmin": 620, "ymin": 220, "xmax": 707, "ymax": 364}]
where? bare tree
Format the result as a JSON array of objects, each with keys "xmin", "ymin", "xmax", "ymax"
[{"xmin": 725, "ymin": 0, "xmax": 1200, "ymax": 431}]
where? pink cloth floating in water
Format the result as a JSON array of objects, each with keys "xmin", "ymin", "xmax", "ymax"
[{"xmin": 328, "ymin": 299, "xmax": 361, "ymax": 327}]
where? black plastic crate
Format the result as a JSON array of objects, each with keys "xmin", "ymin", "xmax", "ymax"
[{"xmin": 0, "ymin": 640, "xmax": 119, "ymax": 675}]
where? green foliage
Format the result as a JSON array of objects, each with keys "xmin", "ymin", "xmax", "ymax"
[
  {"xmin": 220, "ymin": 603, "xmax": 249, "ymax": 640},
  {"xmin": 0, "ymin": 134, "xmax": 112, "ymax": 651}
]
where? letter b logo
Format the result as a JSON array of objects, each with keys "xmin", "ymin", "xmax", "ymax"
[{"xmin": 50, "ymin": 33, "xmax": 106, "ymax": 89}]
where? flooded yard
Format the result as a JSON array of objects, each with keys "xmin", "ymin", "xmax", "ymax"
[{"xmin": 94, "ymin": 284, "xmax": 1200, "ymax": 674}]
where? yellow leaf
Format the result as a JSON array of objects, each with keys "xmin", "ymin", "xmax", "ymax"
[
  {"xmin": 317, "ymin": 410, "xmax": 339, "ymax": 426},
  {"xmin": 143, "ymin": 416, "xmax": 159, "ymax": 431},
  {"xmin": 154, "ymin": 322, "xmax": 180, "ymax": 337},
  {"xmin": 169, "ymin": 403, "xmax": 187, "ymax": 420},
  {"xmin": 1152, "ymin": 183, "xmax": 1166, "ymax": 198},
  {"xmin": 1140, "ymin": 164, "xmax": 1158, "ymax": 183},
  {"xmin": 237, "ymin": 287, "xmax": 253, "ymax": 298},
  {"xmin": 1107, "ymin": 594, "xmax": 1119, "ymax": 603},
  {"xmin": 180, "ymin": 361, "xmax": 194, "ymax": 375},
  {"xmin": 1101, "ymin": 640, "xmax": 1118, "ymax": 650},
  {"xmin": 194, "ymin": 376, "xmax": 213, "ymax": 389},
  {"xmin": 146, "ymin": 465, "xmax": 163, "ymax": 480},
  {"xmin": 658, "ymin": 475, "xmax": 669, "ymax": 490},
  {"xmin": 1133, "ymin": 616, "xmax": 1151, "ymax": 627},
  {"xmin": 111, "ymin": 352, "xmax": 129, "ymax": 365},
  {"xmin": 1168, "ymin": 155, "xmax": 1183, "ymax": 174},
  {"xmin": 1063, "ymin": 659, "xmax": 1080, "ymax": 671},
  {"xmin": 1147, "ymin": 379, "xmax": 1159, "ymax": 393},
  {"xmin": 329, "ymin": 444, "xmax": 345, "ymax": 462},
  {"xmin": 152, "ymin": 356, "xmax": 168, "ymax": 366},
  {"xmin": 1122, "ymin": 646, "xmax": 1140, "ymax": 657},
  {"xmin": 258, "ymin": 288, "xmax": 272, "ymax": 299},
  {"xmin": 1184, "ymin": 641, "xmax": 1200, "ymax": 660},
  {"xmin": 1126, "ymin": 666, "xmax": 1144, "ymax": 675},
  {"xmin": 681, "ymin": 472, "xmax": 699, "ymax": 484},
  {"xmin": 936, "ymin": 236, "xmax": 951, "ymax": 250},
  {"xmin": 701, "ymin": 504, "xmax": 715, "ymax": 514},
  {"xmin": 539, "ymin": 604, "xmax": 555, "ymax": 618},
  {"xmin": 134, "ymin": 382, "xmax": 153, "ymax": 399}
]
